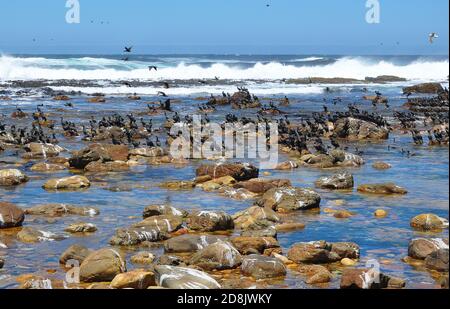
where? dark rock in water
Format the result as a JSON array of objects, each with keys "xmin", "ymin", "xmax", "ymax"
[
  {"xmin": 196, "ymin": 163, "xmax": 259, "ymax": 181},
  {"xmin": 164, "ymin": 234, "xmax": 227, "ymax": 253},
  {"xmin": 241, "ymin": 254, "xmax": 286, "ymax": 279},
  {"xmin": 143, "ymin": 205, "xmax": 188, "ymax": 218},
  {"xmin": 109, "ymin": 228, "xmax": 168, "ymax": 246},
  {"xmin": 154, "ymin": 265, "xmax": 221, "ymax": 289},
  {"xmin": 425, "ymin": 249, "xmax": 449, "ymax": 272},
  {"xmin": 340, "ymin": 268, "xmax": 405, "ymax": 289},
  {"xmin": 255, "ymin": 187, "xmax": 321, "ymax": 212},
  {"xmin": 315, "ymin": 173, "xmax": 354, "ymax": 190},
  {"xmin": 30, "ymin": 162, "xmax": 67, "ymax": 172},
  {"xmin": 0, "ymin": 202, "xmax": 25, "ymax": 229},
  {"xmin": 59, "ymin": 244, "xmax": 93, "ymax": 265},
  {"xmin": 408, "ymin": 238, "xmax": 448, "ymax": 260},
  {"xmin": 410, "ymin": 214, "xmax": 449, "ymax": 231},
  {"xmin": 233, "ymin": 178, "xmax": 291, "ymax": 194},
  {"xmin": 69, "ymin": 144, "xmax": 129, "ymax": 169},
  {"xmin": 79, "ymin": 248, "xmax": 127, "ymax": 283},
  {"xmin": 24, "ymin": 204, "xmax": 99, "ymax": 217},
  {"xmin": 403, "ymin": 83, "xmax": 444, "ymax": 94},
  {"xmin": 187, "ymin": 211, "xmax": 234, "ymax": 232},
  {"xmin": 288, "ymin": 241, "xmax": 359, "ymax": 264},
  {"xmin": 231, "ymin": 236, "xmax": 280, "ymax": 255},
  {"xmin": 189, "ymin": 240, "xmax": 242, "ymax": 270},
  {"xmin": 331, "ymin": 242, "xmax": 361, "ymax": 259},
  {"xmin": 334, "ymin": 117, "xmax": 389, "ymax": 140},
  {"xmin": 357, "ymin": 183, "xmax": 407, "ymax": 195},
  {"xmin": 0, "ymin": 169, "xmax": 29, "ymax": 186}
]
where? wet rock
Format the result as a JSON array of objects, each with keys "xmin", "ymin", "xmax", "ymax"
[
  {"xmin": 315, "ymin": 172, "xmax": 354, "ymax": 190},
  {"xmin": 231, "ymin": 236, "xmax": 280, "ymax": 255},
  {"xmin": 288, "ymin": 241, "xmax": 358, "ymax": 264},
  {"xmin": 132, "ymin": 215, "xmax": 183, "ymax": 233},
  {"xmin": 333, "ymin": 210, "xmax": 356, "ymax": 219},
  {"xmin": 84, "ymin": 161, "xmax": 129, "ymax": 173},
  {"xmin": 341, "ymin": 258, "xmax": 358, "ymax": 266},
  {"xmin": 241, "ymin": 254, "xmax": 286, "ymax": 279},
  {"xmin": 331, "ymin": 242, "xmax": 360, "ymax": 259},
  {"xmin": 156, "ymin": 255, "xmax": 186, "ymax": 266},
  {"xmin": 24, "ymin": 204, "xmax": 99, "ymax": 217},
  {"xmin": 109, "ymin": 228, "xmax": 167, "ymax": 246},
  {"xmin": 129, "ymin": 147, "xmax": 166, "ymax": 158},
  {"xmin": 159, "ymin": 180, "xmax": 195, "ymax": 190},
  {"xmin": 53, "ymin": 95, "xmax": 71, "ymax": 101},
  {"xmin": 275, "ymin": 161, "xmax": 299, "ymax": 170},
  {"xmin": 80, "ymin": 248, "xmax": 127, "ymax": 283},
  {"xmin": 408, "ymin": 238, "xmax": 448, "ymax": 260},
  {"xmin": 110, "ymin": 270, "xmax": 155, "ymax": 289},
  {"xmin": 425, "ymin": 249, "xmax": 449, "ymax": 272},
  {"xmin": 164, "ymin": 234, "xmax": 227, "ymax": 253},
  {"xmin": 340, "ymin": 268, "xmax": 405, "ymax": 289},
  {"xmin": 374, "ymin": 209, "xmax": 388, "ymax": 218},
  {"xmin": 143, "ymin": 205, "xmax": 188, "ymax": 218},
  {"xmin": 233, "ymin": 178, "xmax": 292, "ymax": 194},
  {"xmin": 43, "ymin": 175, "xmax": 90, "ymax": 190},
  {"xmin": 130, "ymin": 252, "xmax": 156, "ymax": 265},
  {"xmin": 187, "ymin": 211, "xmax": 234, "ymax": 232},
  {"xmin": 154, "ymin": 265, "xmax": 221, "ymax": 289},
  {"xmin": 372, "ymin": 161, "xmax": 392, "ymax": 170},
  {"xmin": 64, "ymin": 222, "xmax": 97, "ymax": 233},
  {"xmin": 17, "ymin": 227, "xmax": 66, "ymax": 243},
  {"xmin": 365, "ymin": 75, "xmax": 407, "ymax": 83},
  {"xmin": 403, "ymin": 83, "xmax": 444, "ymax": 94},
  {"xmin": 357, "ymin": 183, "xmax": 407, "ymax": 195},
  {"xmin": 189, "ymin": 240, "xmax": 242, "ymax": 270},
  {"xmin": 410, "ymin": 214, "xmax": 449, "ymax": 231},
  {"xmin": 255, "ymin": 187, "xmax": 321, "ymax": 212},
  {"xmin": 218, "ymin": 187, "xmax": 258, "ymax": 200},
  {"xmin": 298, "ymin": 265, "xmax": 333, "ymax": 284},
  {"xmin": 69, "ymin": 144, "xmax": 129, "ymax": 169},
  {"xmin": 59, "ymin": 244, "xmax": 93, "ymax": 264},
  {"xmin": 329, "ymin": 150, "xmax": 365, "ymax": 167},
  {"xmin": 241, "ymin": 227, "xmax": 277, "ymax": 238},
  {"xmin": 0, "ymin": 169, "xmax": 29, "ymax": 186},
  {"xmin": 334, "ymin": 117, "xmax": 389, "ymax": 140},
  {"xmin": 24, "ymin": 143, "xmax": 65, "ymax": 158},
  {"xmin": 233, "ymin": 206, "xmax": 280, "ymax": 230},
  {"xmin": 275, "ymin": 222, "xmax": 306, "ymax": 232},
  {"xmin": 30, "ymin": 162, "xmax": 66, "ymax": 172},
  {"xmin": 0, "ymin": 202, "xmax": 25, "ymax": 228},
  {"xmin": 196, "ymin": 163, "xmax": 259, "ymax": 181}
]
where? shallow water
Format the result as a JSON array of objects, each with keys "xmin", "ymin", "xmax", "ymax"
[{"xmin": 0, "ymin": 85, "xmax": 449, "ymax": 289}]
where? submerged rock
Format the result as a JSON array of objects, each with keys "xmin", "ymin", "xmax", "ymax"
[
  {"xmin": 80, "ymin": 248, "xmax": 127, "ymax": 283},
  {"xmin": 315, "ymin": 172, "xmax": 354, "ymax": 190},
  {"xmin": 255, "ymin": 187, "xmax": 321, "ymax": 212},
  {"xmin": 0, "ymin": 202, "xmax": 25, "ymax": 229},
  {"xmin": 25, "ymin": 204, "xmax": 99, "ymax": 217},
  {"xmin": 0, "ymin": 169, "xmax": 29, "ymax": 186},
  {"xmin": 357, "ymin": 183, "xmax": 407, "ymax": 195},
  {"xmin": 17, "ymin": 227, "xmax": 66, "ymax": 243},
  {"xmin": 30, "ymin": 162, "xmax": 67, "ymax": 172},
  {"xmin": 64, "ymin": 222, "xmax": 97, "ymax": 233},
  {"xmin": 372, "ymin": 161, "xmax": 392, "ymax": 170},
  {"xmin": 154, "ymin": 265, "xmax": 221, "ymax": 289},
  {"xmin": 241, "ymin": 254, "xmax": 286, "ymax": 279},
  {"xmin": 84, "ymin": 161, "xmax": 129, "ymax": 173},
  {"xmin": 43, "ymin": 176, "xmax": 90, "ymax": 190}
]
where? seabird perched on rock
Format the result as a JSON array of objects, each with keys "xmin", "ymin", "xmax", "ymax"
[{"xmin": 429, "ymin": 33, "xmax": 439, "ymax": 44}]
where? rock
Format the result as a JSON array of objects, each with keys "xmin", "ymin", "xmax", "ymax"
[
  {"xmin": 233, "ymin": 178, "xmax": 291, "ymax": 194},
  {"xmin": 425, "ymin": 249, "xmax": 449, "ymax": 272},
  {"xmin": 130, "ymin": 252, "xmax": 156, "ymax": 265},
  {"xmin": 0, "ymin": 169, "xmax": 29, "ymax": 186},
  {"xmin": 288, "ymin": 241, "xmax": 358, "ymax": 264},
  {"xmin": 189, "ymin": 240, "xmax": 242, "ymax": 270},
  {"xmin": 403, "ymin": 83, "xmax": 444, "ymax": 94},
  {"xmin": 372, "ymin": 161, "xmax": 392, "ymax": 170},
  {"xmin": 84, "ymin": 161, "xmax": 129, "ymax": 173},
  {"xmin": 129, "ymin": 147, "xmax": 166, "ymax": 158},
  {"xmin": 196, "ymin": 163, "xmax": 259, "ymax": 181},
  {"xmin": 357, "ymin": 183, "xmax": 407, "ymax": 195},
  {"xmin": 69, "ymin": 144, "xmax": 129, "ymax": 169},
  {"xmin": 24, "ymin": 143, "xmax": 65, "ymax": 157},
  {"xmin": 241, "ymin": 254, "xmax": 286, "ymax": 279},
  {"xmin": 255, "ymin": 187, "xmax": 321, "ymax": 212},
  {"xmin": 408, "ymin": 238, "xmax": 449, "ymax": 260},
  {"xmin": 341, "ymin": 258, "xmax": 358, "ymax": 266},
  {"xmin": 315, "ymin": 173, "xmax": 354, "ymax": 190},
  {"xmin": 218, "ymin": 187, "xmax": 258, "ymax": 200},
  {"xmin": 143, "ymin": 205, "xmax": 188, "ymax": 218},
  {"xmin": 231, "ymin": 236, "xmax": 280, "ymax": 255},
  {"xmin": 0, "ymin": 258, "xmax": 3, "ymax": 268},
  {"xmin": 374, "ymin": 209, "xmax": 388, "ymax": 218},
  {"xmin": 340, "ymin": 268, "xmax": 405, "ymax": 289},
  {"xmin": 88, "ymin": 96, "xmax": 106, "ymax": 103},
  {"xmin": 159, "ymin": 180, "xmax": 195, "ymax": 190},
  {"xmin": 241, "ymin": 227, "xmax": 277, "ymax": 238},
  {"xmin": 331, "ymin": 242, "xmax": 360, "ymax": 259},
  {"xmin": 80, "ymin": 248, "xmax": 127, "ymax": 283},
  {"xmin": 17, "ymin": 227, "xmax": 66, "ymax": 243},
  {"xmin": 164, "ymin": 234, "xmax": 227, "ymax": 253},
  {"xmin": 197, "ymin": 176, "xmax": 237, "ymax": 190},
  {"xmin": 64, "ymin": 222, "xmax": 97, "ymax": 233},
  {"xmin": 365, "ymin": 75, "xmax": 407, "ymax": 83},
  {"xmin": 154, "ymin": 265, "xmax": 221, "ymax": 289},
  {"xmin": 156, "ymin": 255, "xmax": 186, "ymax": 266},
  {"xmin": 24, "ymin": 204, "xmax": 99, "ymax": 217},
  {"xmin": 275, "ymin": 223, "xmax": 306, "ymax": 232},
  {"xmin": 53, "ymin": 95, "xmax": 70, "ymax": 101},
  {"xmin": 233, "ymin": 206, "xmax": 280, "ymax": 230},
  {"xmin": 333, "ymin": 210, "xmax": 355, "ymax": 219},
  {"xmin": 410, "ymin": 214, "xmax": 449, "ymax": 231},
  {"xmin": 0, "ymin": 202, "xmax": 25, "ymax": 228},
  {"xmin": 298, "ymin": 265, "xmax": 333, "ymax": 284},
  {"xmin": 109, "ymin": 228, "xmax": 167, "ymax": 246},
  {"xmin": 333, "ymin": 117, "xmax": 389, "ymax": 140},
  {"xmin": 59, "ymin": 244, "xmax": 93, "ymax": 264},
  {"xmin": 275, "ymin": 161, "xmax": 299, "ymax": 170},
  {"xmin": 43, "ymin": 176, "xmax": 90, "ymax": 190},
  {"xmin": 329, "ymin": 150, "xmax": 365, "ymax": 167},
  {"xmin": 110, "ymin": 270, "xmax": 155, "ymax": 289},
  {"xmin": 132, "ymin": 215, "xmax": 183, "ymax": 233},
  {"xmin": 30, "ymin": 162, "xmax": 66, "ymax": 172},
  {"xmin": 187, "ymin": 211, "xmax": 234, "ymax": 232}
]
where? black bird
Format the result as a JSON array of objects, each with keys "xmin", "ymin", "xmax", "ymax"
[
  {"xmin": 157, "ymin": 91, "xmax": 168, "ymax": 97},
  {"xmin": 162, "ymin": 82, "xmax": 170, "ymax": 89},
  {"xmin": 124, "ymin": 46, "xmax": 133, "ymax": 53}
]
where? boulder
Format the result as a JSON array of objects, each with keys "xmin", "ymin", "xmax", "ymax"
[
  {"xmin": 255, "ymin": 187, "xmax": 321, "ymax": 212},
  {"xmin": 241, "ymin": 254, "xmax": 286, "ymax": 279},
  {"xmin": 80, "ymin": 248, "xmax": 127, "ymax": 283},
  {"xmin": 403, "ymin": 83, "xmax": 444, "ymax": 94},
  {"xmin": 0, "ymin": 169, "xmax": 29, "ymax": 186},
  {"xmin": 298, "ymin": 265, "xmax": 333, "ymax": 284},
  {"xmin": 408, "ymin": 238, "xmax": 448, "ymax": 260},
  {"xmin": 143, "ymin": 205, "xmax": 188, "ymax": 218},
  {"xmin": 0, "ymin": 202, "xmax": 25, "ymax": 228},
  {"xmin": 231, "ymin": 236, "xmax": 280, "ymax": 255},
  {"xmin": 164, "ymin": 234, "xmax": 227, "ymax": 253},
  {"xmin": 189, "ymin": 240, "xmax": 242, "ymax": 270},
  {"xmin": 241, "ymin": 227, "xmax": 278, "ymax": 238},
  {"xmin": 132, "ymin": 215, "xmax": 183, "ymax": 233},
  {"xmin": 233, "ymin": 206, "xmax": 280, "ymax": 230},
  {"xmin": 357, "ymin": 183, "xmax": 407, "ymax": 195},
  {"xmin": 43, "ymin": 176, "xmax": 90, "ymax": 190},
  {"xmin": 196, "ymin": 163, "xmax": 259, "ymax": 181},
  {"xmin": 331, "ymin": 242, "xmax": 360, "ymax": 259},
  {"xmin": 340, "ymin": 268, "xmax": 405, "ymax": 289},
  {"xmin": 410, "ymin": 214, "xmax": 449, "ymax": 231},
  {"xmin": 315, "ymin": 173, "xmax": 354, "ymax": 190},
  {"xmin": 109, "ymin": 228, "xmax": 167, "ymax": 246},
  {"xmin": 59, "ymin": 244, "xmax": 93, "ymax": 264},
  {"xmin": 64, "ymin": 222, "xmax": 97, "ymax": 233},
  {"xmin": 187, "ymin": 211, "xmax": 234, "ymax": 232},
  {"xmin": 425, "ymin": 249, "xmax": 449, "ymax": 272},
  {"xmin": 154, "ymin": 265, "xmax": 221, "ymax": 289},
  {"xmin": 333, "ymin": 117, "xmax": 389, "ymax": 140},
  {"xmin": 110, "ymin": 270, "xmax": 155, "ymax": 289},
  {"xmin": 24, "ymin": 204, "xmax": 99, "ymax": 217},
  {"xmin": 17, "ymin": 227, "xmax": 66, "ymax": 243},
  {"xmin": 233, "ymin": 178, "xmax": 292, "ymax": 194},
  {"xmin": 69, "ymin": 144, "xmax": 129, "ymax": 169},
  {"xmin": 24, "ymin": 143, "xmax": 65, "ymax": 157},
  {"xmin": 275, "ymin": 161, "xmax": 299, "ymax": 170},
  {"xmin": 288, "ymin": 241, "xmax": 359, "ymax": 264}
]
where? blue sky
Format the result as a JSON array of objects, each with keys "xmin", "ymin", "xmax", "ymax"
[{"xmin": 0, "ymin": 0, "xmax": 448, "ymax": 54}]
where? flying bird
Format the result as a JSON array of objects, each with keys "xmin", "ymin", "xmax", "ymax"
[
  {"xmin": 429, "ymin": 33, "xmax": 439, "ymax": 44},
  {"xmin": 124, "ymin": 46, "xmax": 133, "ymax": 53}
]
